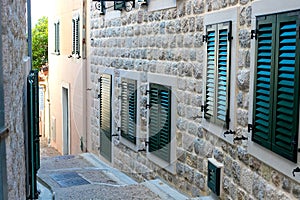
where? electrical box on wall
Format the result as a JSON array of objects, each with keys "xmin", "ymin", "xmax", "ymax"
[
  {"xmin": 114, "ymin": 1, "xmax": 125, "ymax": 10},
  {"xmin": 207, "ymin": 158, "xmax": 223, "ymax": 196}
]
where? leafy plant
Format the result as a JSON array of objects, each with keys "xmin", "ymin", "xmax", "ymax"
[{"xmin": 32, "ymin": 16, "xmax": 48, "ymax": 70}]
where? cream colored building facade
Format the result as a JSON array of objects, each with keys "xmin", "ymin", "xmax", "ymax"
[{"xmin": 48, "ymin": 0, "xmax": 88, "ymax": 155}]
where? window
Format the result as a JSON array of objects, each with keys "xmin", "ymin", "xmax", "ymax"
[
  {"xmin": 120, "ymin": 78, "xmax": 137, "ymax": 144},
  {"xmin": 54, "ymin": 21, "xmax": 60, "ymax": 55},
  {"xmin": 72, "ymin": 17, "xmax": 80, "ymax": 57},
  {"xmin": 204, "ymin": 22, "xmax": 232, "ymax": 129},
  {"xmin": 202, "ymin": 7, "xmax": 238, "ymax": 143},
  {"xmin": 147, "ymin": 73, "xmax": 177, "ymax": 174},
  {"xmin": 252, "ymin": 11, "xmax": 300, "ymax": 162},
  {"xmin": 148, "ymin": 83, "xmax": 171, "ymax": 163},
  {"xmin": 99, "ymin": 73, "xmax": 112, "ymax": 162}
]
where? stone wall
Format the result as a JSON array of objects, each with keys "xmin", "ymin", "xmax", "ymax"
[
  {"xmin": 2, "ymin": 0, "xmax": 28, "ymax": 198},
  {"xmin": 89, "ymin": 0, "xmax": 300, "ymax": 199}
]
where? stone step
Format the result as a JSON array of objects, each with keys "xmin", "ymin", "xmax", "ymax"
[
  {"xmin": 141, "ymin": 178, "xmax": 189, "ymax": 200},
  {"xmin": 81, "ymin": 153, "xmax": 137, "ymax": 185}
]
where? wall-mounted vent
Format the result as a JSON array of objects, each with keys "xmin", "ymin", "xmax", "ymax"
[{"xmin": 207, "ymin": 158, "xmax": 223, "ymax": 196}]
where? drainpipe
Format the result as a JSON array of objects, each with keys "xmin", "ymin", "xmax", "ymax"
[
  {"xmin": 83, "ymin": 0, "xmax": 87, "ymax": 152},
  {"xmin": 27, "ymin": 0, "xmax": 32, "ymax": 70},
  {"xmin": 0, "ymin": 0, "xmax": 8, "ymax": 198}
]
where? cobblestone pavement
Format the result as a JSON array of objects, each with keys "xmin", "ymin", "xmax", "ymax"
[
  {"xmin": 38, "ymin": 138, "xmax": 164, "ymax": 200},
  {"xmin": 40, "ymin": 137, "xmax": 61, "ymax": 158}
]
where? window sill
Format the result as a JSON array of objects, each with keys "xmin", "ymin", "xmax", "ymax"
[
  {"xmin": 68, "ymin": 54, "xmax": 81, "ymax": 59},
  {"xmin": 248, "ymin": 141, "xmax": 300, "ymax": 182},
  {"xmin": 120, "ymin": 137, "xmax": 139, "ymax": 152},
  {"xmin": 148, "ymin": 152, "xmax": 176, "ymax": 175},
  {"xmin": 202, "ymin": 119, "xmax": 234, "ymax": 145}
]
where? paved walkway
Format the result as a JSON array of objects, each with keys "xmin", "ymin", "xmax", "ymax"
[{"xmin": 37, "ymin": 138, "xmax": 190, "ymax": 200}]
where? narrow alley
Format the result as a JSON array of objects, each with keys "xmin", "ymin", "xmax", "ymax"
[{"xmin": 37, "ymin": 138, "xmax": 190, "ymax": 200}]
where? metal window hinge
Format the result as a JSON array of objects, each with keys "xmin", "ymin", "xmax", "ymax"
[
  {"xmin": 146, "ymin": 104, "xmax": 151, "ymax": 109},
  {"xmin": 202, "ymin": 35, "xmax": 208, "ymax": 42},
  {"xmin": 292, "ymin": 167, "xmax": 300, "ymax": 177},
  {"xmin": 248, "ymin": 124, "xmax": 253, "ymax": 132},
  {"xmin": 251, "ymin": 30, "xmax": 257, "ymax": 40},
  {"xmin": 138, "ymin": 141, "xmax": 149, "ymax": 152},
  {"xmin": 225, "ymin": 112, "xmax": 230, "ymax": 130},
  {"xmin": 233, "ymin": 135, "xmax": 248, "ymax": 142},
  {"xmin": 227, "ymin": 32, "xmax": 233, "ymax": 41},
  {"xmin": 223, "ymin": 129, "xmax": 235, "ymax": 138},
  {"xmin": 145, "ymin": 90, "xmax": 150, "ymax": 95},
  {"xmin": 112, "ymin": 134, "xmax": 120, "ymax": 140},
  {"xmin": 201, "ymin": 105, "xmax": 205, "ymax": 112}
]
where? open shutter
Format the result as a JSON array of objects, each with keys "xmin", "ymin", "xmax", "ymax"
[
  {"xmin": 252, "ymin": 16, "xmax": 276, "ymax": 148},
  {"xmin": 149, "ymin": 84, "xmax": 160, "ymax": 153},
  {"xmin": 54, "ymin": 23, "xmax": 57, "ymax": 53},
  {"xmin": 100, "ymin": 74, "xmax": 112, "ymax": 162},
  {"xmin": 216, "ymin": 22, "xmax": 231, "ymax": 127},
  {"xmin": 205, "ymin": 25, "xmax": 217, "ymax": 119},
  {"xmin": 54, "ymin": 22, "xmax": 60, "ymax": 54},
  {"xmin": 158, "ymin": 87, "xmax": 171, "ymax": 162},
  {"xmin": 149, "ymin": 84, "xmax": 171, "ymax": 162},
  {"xmin": 72, "ymin": 19, "xmax": 75, "ymax": 55},
  {"xmin": 26, "ymin": 70, "xmax": 40, "ymax": 199},
  {"xmin": 75, "ymin": 18, "xmax": 80, "ymax": 55},
  {"xmin": 121, "ymin": 79, "xmax": 137, "ymax": 144},
  {"xmin": 272, "ymin": 13, "xmax": 300, "ymax": 162},
  {"xmin": 57, "ymin": 22, "xmax": 60, "ymax": 54}
]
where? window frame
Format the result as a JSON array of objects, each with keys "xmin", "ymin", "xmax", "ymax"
[
  {"xmin": 72, "ymin": 15, "xmax": 80, "ymax": 58},
  {"xmin": 119, "ymin": 70, "xmax": 141, "ymax": 151},
  {"xmin": 54, "ymin": 20, "xmax": 60, "ymax": 55},
  {"xmin": 248, "ymin": 0, "xmax": 300, "ymax": 182},
  {"xmin": 147, "ymin": 73, "xmax": 177, "ymax": 174},
  {"xmin": 204, "ymin": 21, "xmax": 232, "ymax": 128},
  {"xmin": 148, "ymin": 83, "xmax": 172, "ymax": 162},
  {"xmin": 202, "ymin": 7, "xmax": 239, "ymax": 144},
  {"xmin": 98, "ymin": 67, "xmax": 116, "ymax": 163}
]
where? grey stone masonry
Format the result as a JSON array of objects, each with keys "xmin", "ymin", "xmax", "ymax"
[
  {"xmin": 89, "ymin": 0, "xmax": 300, "ymax": 199},
  {"xmin": 2, "ymin": 0, "xmax": 28, "ymax": 199}
]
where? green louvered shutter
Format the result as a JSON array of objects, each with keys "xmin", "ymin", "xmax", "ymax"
[
  {"xmin": 149, "ymin": 84, "xmax": 171, "ymax": 162},
  {"xmin": 205, "ymin": 25, "xmax": 217, "ymax": 119},
  {"xmin": 54, "ymin": 23, "xmax": 57, "ymax": 53},
  {"xmin": 72, "ymin": 19, "xmax": 75, "ymax": 55},
  {"xmin": 75, "ymin": 18, "xmax": 80, "ymax": 55},
  {"xmin": 272, "ymin": 13, "xmax": 299, "ymax": 162},
  {"xmin": 205, "ymin": 22, "xmax": 231, "ymax": 127},
  {"xmin": 252, "ymin": 16, "xmax": 276, "ymax": 148},
  {"xmin": 216, "ymin": 22, "xmax": 231, "ymax": 127},
  {"xmin": 100, "ymin": 74, "xmax": 112, "ymax": 162},
  {"xmin": 57, "ymin": 22, "xmax": 60, "ymax": 54},
  {"xmin": 121, "ymin": 79, "xmax": 137, "ymax": 144},
  {"xmin": 54, "ymin": 22, "xmax": 60, "ymax": 54}
]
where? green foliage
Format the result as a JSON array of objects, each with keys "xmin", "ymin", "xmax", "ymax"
[{"xmin": 32, "ymin": 16, "xmax": 48, "ymax": 70}]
